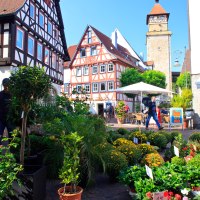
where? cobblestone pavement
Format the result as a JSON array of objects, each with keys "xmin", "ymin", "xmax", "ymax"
[{"xmin": 45, "ymin": 120, "xmax": 197, "ymax": 200}]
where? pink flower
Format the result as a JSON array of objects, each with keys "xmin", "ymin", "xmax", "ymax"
[
  {"xmin": 146, "ymin": 192, "xmax": 152, "ymax": 199},
  {"xmin": 175, "ymin": 194, "xmax": 182, "ymax": 200}
]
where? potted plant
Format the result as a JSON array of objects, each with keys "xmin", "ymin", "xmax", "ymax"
[
  {"xmin": 115, "ymin": 101, "xmax": 126, "ymax": 124},
  {"xmin": 58, "ymin": 132, "xmax": 83, "ymax": 200}
]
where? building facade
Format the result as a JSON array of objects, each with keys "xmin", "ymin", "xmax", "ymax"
[
  {"xmin": 0, "ymin": 0, "xmax": 69, "ymax": 92},
  {"xmin": 146, "ymin": 1, "xmax": 172, "ymax": 91},
  {"xmin": 64, "ymin": 25, "xmax": 145, "ymax": 115},
  {"xmin": 188, "ymin": 0, "xmax": 200, "ymax": 128}
]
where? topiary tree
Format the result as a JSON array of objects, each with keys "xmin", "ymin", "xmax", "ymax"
[
  {"xmin": 176, "ymin": 72, "xmax": 191, "ymax": 89},
  {"xmin": 9, "ymin": 66, "xmax": 52, "ymax": 165},
  {"xmin": 142, "ymin": 70, "xmax": 166, "ymax": 89}
]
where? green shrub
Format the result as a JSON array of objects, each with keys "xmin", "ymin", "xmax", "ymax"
[
  {"xmin": 107, "ymin": 130, "xmax": 123, "ymax": 144},
  {"xmin": 129, "ymin": 131, "xmax": 147, "ymax": 143},
  {"xmin": 113, "ymin": 138, "xmax": 142, "ymax": 165},
  {"xmin": 142, "ymin": 129, "xmax": 155, "ymax": 138},
  {"xmin": 148, "ymin": 133, "xmax": 168, "ymax": 149},
  {"xmin": 158, "ymin": 130, "xmax": 173, "ymax": 143},
  {"xmin": 189, "ymin": 133, "xmax": 200, "ymax": 142},
  {"xmin": 141, "ymin": 153, "xmax": 164, "ymax": 167},
  {"xmin": 171, "ymin": 156, "xmax": 186, "ymax": 166},
  {"xmin": 137, "ymin": 143, "xmax": 157, "ymax": 157},
  {"xmin": 171, "ymin": 131, "xmax": 182, "ymax": 143},
  {"xmin": 117, "ymin": 128, "xmax": 130, "ymax": 135},
  {"xmin": 107, "ymin": 150, "xmax": 128, "ymax": 180},
  {"xmin": 118, "ymin": 165, "xmax": 147, "ymax": 187}
]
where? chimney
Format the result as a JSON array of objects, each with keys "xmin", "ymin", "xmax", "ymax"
[{"xmin": 111, "ymin": 30, "xmax": 118, "ymax": 49}]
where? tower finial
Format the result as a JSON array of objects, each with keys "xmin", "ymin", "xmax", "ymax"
[{"xmin": 155, "ymin": 0, "xmax": 159, "ymax": 3}]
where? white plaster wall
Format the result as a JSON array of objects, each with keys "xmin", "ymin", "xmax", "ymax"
[
  {"xmin": 0, "ymin": 66, "xmax": 12, "ymax": 90},
  {"xmin": 189, "ymin": 0, "xmax": 200, "ymax": 75}
]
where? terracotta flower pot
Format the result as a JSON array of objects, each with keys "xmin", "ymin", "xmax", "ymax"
[
  {"xmin": 58, "ymin": 186, "xmax": 83, "ymax": 200},
  {"xmin": 117, "ymin": 118, "xmax": 124, "ymax": 124}
]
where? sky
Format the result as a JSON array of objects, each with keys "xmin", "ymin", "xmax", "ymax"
[{"xmin": 60, "ymin": 0, "xmax": 188, "ymax": 72}]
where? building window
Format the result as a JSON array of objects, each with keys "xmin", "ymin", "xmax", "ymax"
[
  {"xmin": 100, "ymin": 65, "xmax": 106, "ymax": 73},
  {"xmin": 83, "ymin": 66, "xmax": 89, "ymax": 75},
  {"xmin": 54, "ymin": 29, "xmax": 58, "ymax": 40},
  {"xmin": 30, "ymin": 3, "xmax": 35, "ymax": 19},
  {"xmin": 48, "ymin": 21, "xmax": 52, "ymax": 35},
  {"xmin": 92, "ymin": 65, "xmax": 98, "ymax": 74},
  {"xmin": 16, "ymin": 28, "xmax": 24, "ymax": 50},
  {"xmin": 85, "ymin": 84, "xmax": 90, "ymax": 93},
  {"xmin": 100, "ymin": 82, "xmax": 106, "ymax": 91},
  {"xmin": 77, "ymin": 85, "xmax": 82, "ymax": 93},
  {"xmin": 108, "ymin": 81, "xmax": 114, "ymax": 91},
  {"xmin": 108, "ymin": 63, "xmax": 114, "ymax": 72},
  {"xmin": 52, "ymin": 53, "xmax": 56, "ymax": 69},
  {"xmin": 44, "ymin": 48, "xmax": 49, "ymax": 65},
  {"xmin": 39, "ymin": 12, "xmax": 44, "ymax": 28},
  {"xmin": 76, "ymin": 67, "xmax": 81, "ymax": 76},
  {"xmin": 37, "ymin": 43, "xmax": 43, "ymax": 61},
  {"xmin": 92, "ymin": 83, "xmax": 98, "ymax": 92},
  {"xmin": 80, "ymin": 48, "xmax": 86, "ymax": 57},
  {"xmin": 28, "ymin": 36, "xmax": 34, "ymax": 56},
  {"xmin": 88, "ymin": 31, "xmax": 92, "ymax": 43},
  {"xmin": 90, "ymin": 46, "xmax": 97, "ymax": 56}
]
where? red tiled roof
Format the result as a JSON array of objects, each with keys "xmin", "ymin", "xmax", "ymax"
[
  {"xmin": 181, "ymin": 49, "xmax": 191, "ymax": 73},
  {"xmin": 149, "ymin": 3, "xmax": 167, "ymax": 15},
  {"xmin": 90, "ymin": 26, "xmax": 144, "ymax": 71},
  {"xmin": 64, "ymin": 45, "xmax": 77, "ymax": 68},
  {"xmin": 0, "ymin": 0, "xmax": 25, "ymax": 15},
  {"xmin": 144, "ymin": 61, "xmax": 154, "ymax": 66}
]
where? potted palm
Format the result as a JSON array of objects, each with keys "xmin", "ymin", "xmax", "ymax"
[
  {"xmin": 115, "ymin": 101, "xmax": 126, "ymax": 124},
  {"xmin": 58, "ymin": 132, "xmax": 83, "ymax": 200}
]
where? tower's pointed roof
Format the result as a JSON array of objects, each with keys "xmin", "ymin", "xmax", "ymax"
[
  {"xmin": 149, "ymin": 3, "xmax": 167, "ymax": 15},
  {"xmin": 146, "ymin": 2, "xmax": 169, "ymax": 24}
]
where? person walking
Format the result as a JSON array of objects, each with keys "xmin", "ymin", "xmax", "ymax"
[
  {"xmin": 0, "ymin": 78, "xmax": 13, "ymax": 144},
  {"xmin": 145, "ymin": 96, "xmax": 163, "ymax": 130}
]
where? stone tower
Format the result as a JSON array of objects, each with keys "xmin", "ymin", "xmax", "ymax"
[{"xmin": 146, "ymin": 0, "xmax": 172, "ymax": 90}]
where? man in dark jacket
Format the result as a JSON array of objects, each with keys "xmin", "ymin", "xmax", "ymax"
[
  {"xmin": 0, "ymin": 78, "xmax": 13, "ymax": 144},
  {"xmin": 145, "ymin": 96, "xmax": 163, "ymax": 130}
]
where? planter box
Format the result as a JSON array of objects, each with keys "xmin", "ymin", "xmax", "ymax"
[{"xmin": 23, "ymin": 165, "xmax": 47, "ymax": 200}]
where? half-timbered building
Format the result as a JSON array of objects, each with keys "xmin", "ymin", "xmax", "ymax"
[
  {"xmin": 64, "ymin": 25, "xmax": 146, "ymax": 115},
  {"xmin": 0, "ymin": 0, "xmax": 70, "ymax": 92}
]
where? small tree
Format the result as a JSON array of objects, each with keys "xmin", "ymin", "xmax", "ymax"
[
  {"xmin": 176, "ymin": 72, "xmax": 191, "ymax": 89},
  {"xmin": 120, "ymin": 68, "xmax": 143, "ymax": 98},
  {"xmin": 171, "ymin": 88, "xmax": 193, "ymax": 112},
  {"xmin": 9, "ymin": 66, "xmax": 52, "ymax": 165},
  {"xmin": 142, "ymin": 70, "xmax": 166, "ymax": 89}
]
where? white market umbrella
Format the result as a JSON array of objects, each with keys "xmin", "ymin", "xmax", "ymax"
[{"xmin": 115, "ymin": 82, "xmax": 173, "ymax": 111}]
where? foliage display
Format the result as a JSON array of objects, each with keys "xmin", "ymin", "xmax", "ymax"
[
  {"xmin": 0, "ymin": 131, "xmax": 23, "ymax": 199},
  {"xmin": 142, "ymin": 153, "xmax": 164, "ymax": 167},
  {"xmin": 115, "ymin": 101, "xmax": 126, "ymax": 120},
  {"xmin": 9, "ymin": 66, "xmax": 51, "ymax": 165},
  {"xmin": 148, "ymin": 132, "xmax": 168, "ymax": 149},
  {"xmin": 59, "ymin": 132, "xmax": 83, "ymax": 194},
  {"xmin": 171, "ymin": 88, "xmax": 193, "ymax": 112},
  {"xmin": 176, "ymin": 72, "xmax": 191, "ymax": 89}
]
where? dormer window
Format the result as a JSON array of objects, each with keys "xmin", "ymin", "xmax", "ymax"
[
  {"xmin": 30, "ymin": 3, "xmax": 35, "ymax": 19},
  {"xmin": 39, "ymin": 12, "xmax": 44, "ymax": 28}
]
